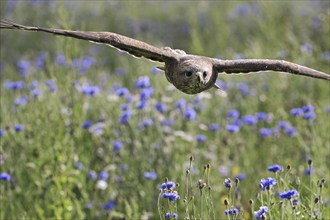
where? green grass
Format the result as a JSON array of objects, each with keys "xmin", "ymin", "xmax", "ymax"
[{"xmin": 0, "ymin": 1, "xmax": 329, "ymax": 219}]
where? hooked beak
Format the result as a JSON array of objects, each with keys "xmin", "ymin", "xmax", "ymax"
[{"xmin": 195, "ymin": 71, "xmax": 206, "ymax": 84}]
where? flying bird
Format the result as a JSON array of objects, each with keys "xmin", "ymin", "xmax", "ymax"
[{"xmin": 1, "ymin": 17, "xmax": 329, "ymax": 94}]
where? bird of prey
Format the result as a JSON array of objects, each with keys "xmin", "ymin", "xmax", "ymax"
[{"xmin": 1, "ymin": 17, "xmax": 329, "ymax": 94}]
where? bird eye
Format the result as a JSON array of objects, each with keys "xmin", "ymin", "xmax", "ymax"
[{"xmin": 185, "ymin": 71, "xmax": 193, "ymax": 77}]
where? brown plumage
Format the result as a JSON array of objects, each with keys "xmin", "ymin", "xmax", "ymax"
[{"xmin": 1, "ymin": 17, "xmax": 329, "ymax": 94}]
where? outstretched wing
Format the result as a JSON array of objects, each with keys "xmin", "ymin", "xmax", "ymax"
[
  {"xmin": 0, "ymin": 17, "xmax": 179, "ymax": 63},
  {"xmin": 212, "ymin": 58, "xmax": 330, "ymax": 80}
]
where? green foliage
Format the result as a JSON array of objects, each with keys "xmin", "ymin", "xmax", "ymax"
[{"xmin": 0, "ymin": 1, "xmax": 329, "ymax": 219}]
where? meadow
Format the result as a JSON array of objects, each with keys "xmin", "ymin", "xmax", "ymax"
[{"xmin": 0, "ymin": 1, "xmax": 329, "ymax": 219}]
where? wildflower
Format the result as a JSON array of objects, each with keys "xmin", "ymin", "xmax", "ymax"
[
  {"xmin": 226, "ymin": 124, "xmax": 240, "ymax": 133},
  {"xmin": 139, "ymin": 87, "xmax": 154, "ymax": 101},
  {"xmin": 0, "ymin": 172, "xmax": 11, "ymax": 181},
  {"xmin": 17, "ymin": 60, "xmax": 30, "ymax": 77},
  {"xmin": 31, "ymin": 89, "xmax": 41, "ymax": 98},
  {"xmin": 305, "ymin": 168, "xmax": 314, "ymax": 175},
  {"xmin": 135, "ymin": 76, "xmax": 151, "ymax": 88},
  {"xmin": 100, "ymin": 199, "xmax": 115, "ymax": 211},
  {"xmin": 116, "ymin": 87, "xmax": 129, "ymax": 96},
  {"xmin": 290, "ymin": 108, "xmax": 304, "ymax": 116},
  {"xmin": 88, "ymin": 170, "xmax": 97, "ymax": 180},
  {"xmin": 82, "ymin": 121, "xmax": 93, "ymax": 129},
  {"xmin": 242, "ymin": 115, "xmax": 257, "ymax": 125},
  {"xmin": 172, "ymin": 213, "xmax": 178, "ymax": 218},
  {"xmin": 235, "ymin": 173, "xmax": 246, "ymax": 180},
  {"xmin": 161, "ymin": 119, "xmax": 175, "ymax": 127},
  {"xmin": 302, "ymin": 105, "xmax": 314, "ymax": 112},
  {"xmin": 144, "ymin": 171, "xmax": 157, "ymax": 180},
  {"xmin": 279, "ymin": 189, "xmax": 298, "ymax": 200},
  {"xmin": 224, "ymin": 208, "xmax": 239, "ymax": 216},
  {"xmin": 35, "ymin": 52, "xmax": 47, "ymax": 69},
  {"xmin": 300, "ymin": 43, "xmax": 312, "ymax": 54},
  {"xmin": 277, "ymin": 121, "xmax": 290, "ymax": 130},
  {"xmin": 119, "ymin": 111, "xmax": 131, "ymax": 124},
  {"xmin": 209, "ymin": 123, "xmax": 220, "ymax": 131},
  {"xmin": 56, "ymin": 53, "xmax": 66, "ymax": 65},
  {"xmin": 174, "ymin": 99, "xmax": 186, "ymax": 110},
  {"xmin": 74, "ymin": 162, "xmax": 83, "ymax": 170},
  {"xmin": 79, "ymin": 56, "xmax": 95, "ymax": 73},
  {"xmin": 161, "ymin": 181, "xmax": 176, "ymax": 190},
  {"xmin": 267, "ymin": 164, "xmax": 282, "ymax": 173},
  {"xmin": 151, "ymin": 66, "xmax": 161, "ymax": 75},
  {"xmin": 196, "ymin": 134, "xmax": 206, "ymax": 143},
  {"xmin": 136, "ymin": 100, "xmax": 148, "ymax": 110},
  {"xmin": 99, "ymin": 171, "xmax": 109, "ymax": 180},
  {"xmin": 237, "ymin": 82, "xmax": 249, "ymax": 96},
  {"xmin": 227, "ymin": 109, "xmax": 240, "ymax": 119},
  {"xmin": 255, "ymin": 112, "xmax": 269, "ymax": 121},
  {"xmin": 14, "ymin": 124, "xmax": 25, "ymax": 132},
  {"xmin": 113, "ymin": 140, "xmax": 122, "ymax": 153},
  {"xmin": 44, "ymin": 80, "xmax": 57, "ymax": 92},
  {"xmin": 260, "ymin": 177, "xmax": 276, "ymax": 191},
  {"xmin": 285, "ymin": 127, "xmax": 297, "ymax": 137},
  {"xmin": 155, "ymin": 102, "xmax": 168, "ymax": 113},
  {"xmin": 5, "ymin": 80, "xmax": 24, "ymax": 90},
  {"xmin": 81, "ymin": 85, "xmax": 99, "ymax": 96},
  {"xmin": 14, "ymin": 97, "xmax": 28, "ymax": 106},
  {"xmin": 141, "ymin": 118, "xmax": 153, "ymax": 128},
  {"xmin": 165, "ymin": 212, "xmax": 171, "ymax": 219},
  {"xmin": 224, "ymin": 178, "xmax": 232, "ymax": 188},
  {"xmin": 259, "ymin": 128, "xmax": 272, "ymax": 137},
  {"xmin": 303, "ymin": 112, "xmax": 316, "ymax": 120},
  {"xmin": 184, "ymin": 108, "xmax": 196, "ymax": 121},
  {"xmin": 162, "ymin": 192, "xmax": 179, "ymax": 202},
  {"xmin": 254, "ymin": 206, "xmax": 269, "ymax": 220},
  {"xmin": 0, "ymin": 130, "xmax": 5, "ymax": 137}
]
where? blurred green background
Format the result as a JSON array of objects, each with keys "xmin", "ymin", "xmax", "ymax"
[{"xmin": 0, "ymin": 1, "xmax": 329, "ymax": 219}]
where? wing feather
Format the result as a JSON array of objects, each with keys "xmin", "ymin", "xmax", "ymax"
[
  {"xmin": 0, "ymin": 17, "xmax": 178, "ymax": 63},
  {"xmin": 212, "ymin": 59, "xmax": 330, "ymax": 80}
]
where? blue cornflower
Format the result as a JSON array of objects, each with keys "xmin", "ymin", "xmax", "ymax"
[
  {"xmin": 184, "ymin": 108, "xmax": 197, "ymax": 121},
  {"xmin": 161, "ymin": 181, "xmax": 176, "ymax": 190},
  {"xmin": 196, "ymin": 134, "xmax": 206, "ymax": 143},
  {"xmin": 74, "ymin": 162, "xmax": 83, "ymax": 170},
  {"xmin": 260, "ymin": 177, "xmax": 276, "ymax": 191},
  {"xmin": 88, "ymin": 170, "xmax": 97, "ymax": 180},
  {"xmin": 139, "ymin": 87, "xmax": 154, "ymax": 101},
  {"xmin": 82, "ymin": 121, "xmax": 93, "ymax": 129},
  {"xmin": 165, "ymin": 212, "xmax": 171, "ymax": 219},
  {"xmin": 5, "ymin": 80, "xmax": 24, "ymax": 90},
  {"xmin": 290, "ymin": 108, "xmax": 304, "ymax": 116},
  {"xmin": 209, "ymin": 123, "xmax": 220, "ymax": 131},
  {"xmin": 161, "ymin": 119, "xmax": 175, "ymax": 127},
  {"xmin": 17, "ymin": 60, "xmax": 30, "ymax": 77},
  {"xmin": 277, "ymin": 121, "xmax": 290, "ymax": 130},
  {"xmin": 300, "ymin": 43, "xmax": 312, "ymax": 53},
  {"xmin": 259, "ymin": 128, "xmax": 272, "ymax": 137},
  {"xmin": 135, "ymin": 76, "xmax": 151, "ymax": 88},
  {"xmin": 44, "ymin": 80, "xmax": 57, "ymax": 92},
  {"xmin": 0, "ymin": 172, "xmax": 11, "ymax": 181},
  {"xmin": 155, "ymin": 102, "xmax": 168, "ymax": 113},
  {"xmin": 224, "ymin": 208, "xmax": 239, "ymax": 216},
  {"xmin": 254, "ymin": 206, "xmax": 269, "ymax": 220},
  {"xmin": 224, "ymin": 178, "xmax": 232, "ymax": 188},
  {"xmin": 121, "ymin": 104, "xmax": 130, "ymax": 111},
  {"xmin": 31, "ymin": 89, "xmax": 41, "ymax": 98},
  {"xmin": 326, "ymin": 106, "xmax": 330, "ymax": 113},
  {"xmin": 256, "ymin": 112, "xmax": 269, "ymax": 122},
  {"xmin": 242, "ymin": 115, "xmax": 258, "ymax": 125},
  {"xmin": 14, "ymin": 97, "xmax": 28, "ymax": 106},
  {"xmin": 305, "ymin": 168, "xmax": 314, "ymax": 175},
  {"xmin": 237, "ymin": 82, "xmax": 249, "ymax": 96},
  {"xmin": 113, "ymin": 140, "xmax": 123, "ymax": 153},
  {"xmin": 141, "ymin": 119, "xmax": 153, "ymax": 128},
  {"xmin": 226, "ymin": 124, "xmax": 240, "ymax": 133},
  {"xmin": 14, "ymin": 124, "xmax": 25, "ymax": 132},
  {"xmin": 285, "ymin": 127, "xmax": 297, "ymax": 137},
  {"xmin": 268, "ymin": 164, "xmax": 282, "ymax": 173},
  {"xmin": 163, "ymin": 192, "xmax": 180, "ymax": 202},
  {"xmin": 56, "ymin": 53, "xmax": 66, "ymax": 65},
  {"xmin": 100, "ymin": 199, "xmax": 115, "ymax": 211},
  {"xmin": 144, "ymin": 171, "xmax": 157, "ymax": 180},
  {"xmin": 99, "ymin": 171, "xmax": 109, "ymax": 180},
  {"xmin": 81, "ymin": 85, "xmax": 99, "ymax": 96},
  {"xmin": 235, "ymin": 173, "xmax": 246, "ymax": 180},
  {"xmin": 302, "ymin": 105, "xmax": 314, "ymax": 113},
  {"xmin": 174, "ymin": 99, "xmax": 186, "ymax": 110},
  {"xmin": 0, "ymin": 130, "xmax": 5, "ymax": 137},
  {"xmin": 303, "ymin": 112, "xmax": 316, "ymax": 120},
  {"xmin": 80, "ymin": 56, "xmax": 95, "ymax": 73},
  {"xmin": 35, "ymin": 52, "xmax": 47, "ymax": 69},
  {"xmin": 227, "ymin": 109, "xmax": 240, "ymax": 119},
  {"xmin": 136, "ymin": 100, "xmax": 148, "ymax": 110},
  {"xmin": 119, "ymin": 111, "xmax": 131, "ymax": 124},
  {"xmin": 172, "ymin": 213, "xmax": 178, "ymax": 218},
  {"xmin": 151, "ymin": 66, "xmax": 161, "ymax": 75},
  {"xmin": 114, "ymin": 68, "xmax": 128, "ymax": 75},
  {"xmin": 116, "ymin": 87, "xmax": 129, "ymax": 97},
  {"xmin": 233, "ymin": 119, "xmax": 243, "ymax": 127},
  {"xmin": 279, "ymin": 189, "xmax": 298, "ymax": 200}
]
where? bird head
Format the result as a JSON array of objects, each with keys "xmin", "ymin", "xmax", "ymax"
[{"xmin": 166, "ymin": 57, "xmax": 218, "ymax": 94}]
